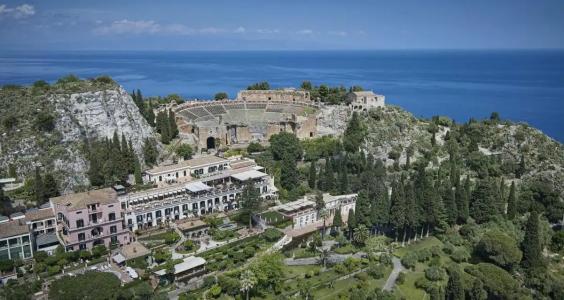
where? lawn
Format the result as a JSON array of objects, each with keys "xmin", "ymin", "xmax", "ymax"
[
  {"xmin": 393, "ymin": 236, "xmax": 443, "ymax": 258},
  {"xmin": 395, "ymin": 270, "xmax": 427, "ymax": 300}
]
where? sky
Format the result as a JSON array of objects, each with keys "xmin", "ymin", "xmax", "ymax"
[{"xmin": 0, "ymin": 0, "xmax": 563, "ymax": 50}]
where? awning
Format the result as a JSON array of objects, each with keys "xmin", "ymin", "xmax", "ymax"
[
  {"xmin": 231, "ymin": 170, "xmax": 268, "ymax": 181},
  {"xmin": 186, "ymin": 182, "xmax": 212, "ymax": 193},
  {"xmin": 112, "ymin": 253, "xmax": 126, "ymax": 264}
]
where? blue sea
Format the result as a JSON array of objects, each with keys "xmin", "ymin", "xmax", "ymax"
[{"xmin": 0, "ymin": 50, "xmax": 563, "ymax": 142}]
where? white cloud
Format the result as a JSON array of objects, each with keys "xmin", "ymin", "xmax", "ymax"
[
  {"xmin": 328, "ymin": 30, "xmax": 348, "ymax": 37},
  {"xmin": 256, "ymin": 28, "xmax": 279, "ymax": 34},
  {"xmin": 296, "ymin": 29, "xmax": 313, "ymax": 35},
  {"xmin": 94, "ymin": 19, "xmax": 161, "ymax": 35},
  {"xmin": 0, "ymin": 3, "xmax": 35, "ymax": 19},
  {"xmin": 93, "ymin": 20, "xmax": 248, "ymax": 36}
]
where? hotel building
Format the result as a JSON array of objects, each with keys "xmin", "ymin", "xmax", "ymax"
[{"xmin": 121, "ymin": 156, "xmax": 277, "ymax": 231}]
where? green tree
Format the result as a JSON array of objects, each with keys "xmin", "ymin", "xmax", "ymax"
[
  {"xmin": 247, "ymin": 81, "xmax": 270, "ymax": 90},
  {"xmin": 168, "ymin": 109, "xmax": 179, "ymax": 139},
  {"xmin": 280, "ymin": 154, "xmax": 299, "ymax": 191},
  {"xmin": 307, "ymin": 161, "xmax": 316, "ymax": 189},
  {"xmin": 240, "ymin": 180, "xmax": 261, "ymax": 229},
  {"xmin": 33, "ymin": 167, "xmax": 46, "ymax": 204},
  {"xmin": 516, "ymin": 154, "xmax": 526, "ymax": 178},
  {"xmin": 455, "ymin": 176, "xmax": 470, "ymax": 223},
  {"xmin": 239, "ymin": 269, "xmax": 257, "ymax": 300},
  {"xmin": 470, "ymin": 178, "xmax": 500, "ymax": 223},
  {"xmin": 477, "ymin": 230, "xmax": 522, "ymax": 269},
  {"xmin": 333, "ymin": 206, "xmax": 343, "ymax": 230},
  {"xmin": 353, "ymin": 224, "xmax": 369, "ymax": 246},
  {"xmin": 134, "ymin": 156, "xmax": 143, "ymax": 185},
  {"xmin": 143, "ymin": 138, "xmax": 158, "ymax": 166},
  {"xmin": 390, "ymin": 180, "xmax": 407, "ymax": 243},
  {"xmin": 249, "ymin": 253, "xmax": 284, "ymax": 289},
  {"xmin": 269, "ymin": 132, "xmax": 302, "ymax": 161},
  {"xmin": 347, "ymin": 208, "xmax": 356, "ymax": 239},
  {"xmin": 300, "ymin": 81, "xmax": 313, "ymax": 90},
  {"xmin": 43, "ymin": 173, "xmax": 59, "ymax": 199},
  {"xmin": 175, "ymin": 144, "xmax": 193, "ymax": 160},
  {"xmin": 343, "ymin": 112, "xmax": 366, "ymax": 153},
  {"xmin": 507, "ymin": 181, "xmax": 517, "ymax": 219},
  {"xmin": 214, "ymin": 92, "xmax": 229, "ymax": 100},
  {"xmin": 522, "ymin": 210, "xmax": 543, "ymax": 269}
]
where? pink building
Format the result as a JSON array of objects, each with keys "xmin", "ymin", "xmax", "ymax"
[{"xmin": 51, "ymin": 188, "xmax": 130, "ymax": 251}]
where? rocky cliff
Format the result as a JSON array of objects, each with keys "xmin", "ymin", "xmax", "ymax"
[
  {"xmin": 0, "ymin": 79, "xmax": 159, "ymax": 193},
  {"xmin": 360, "ymin": 105, "xmax": 564, "ymax": 197}
]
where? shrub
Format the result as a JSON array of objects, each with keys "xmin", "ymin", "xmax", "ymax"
[
  {"xmin": 35, "ymin": 113, "xmax": 55, "ymax": 132},
  {"xmin": 442, "ymin": 242, "xmax": 455, "ymax": 254},
  {"xmin": 47, "ymin": 265, "xmax": 61, "ymax": 276},
  {"xmin": 416, "ymin": 248, "xmax": 432, "ymax": 262},
  {"xmin": 379, "ymin": 253, "xmax": 393, "ymax": 266},
  {"xmin": 396, "ymin": 272, "xmax": 406, "ymax": 284},
  {"xmin": 429, "ymin": 245, "xmax": 442, "ymax": 257},
  {"xmin": 450, "ymin": 248, "xmax": 470, "ymax": 263},
  {"xmin": 401, "ymin": 252, "xmax": 418, "ymax": 269},
  {"xmin": 94, "ymin": 75, "xmax": 114, "ymax": 84},
  {"xmin": 214, "ymin": 92, "xmax": 229, "ymax": 100},
  {"xmin": 57, "ymin": 74, "xmax": 80, "ymax": 84},
  {"xmin": 247, "ymin": 142, "xmax": 264, "ymax": 153},
  {"xmin": 424, "ymin": 266, "xmax": 445, "ymax": 281},
  {"xmin": 334, "ymin": 263, "xmax": 347, "ymax": 274},
  {"xmin": 465, "ymin": 263, "xmax": 530, "ymax": 299},
  {"xmin": 91, "ymin": 244, "xmax": 107, "ymax": 258},
  {"xmin": 367, "ymin": 263, "xmax": 386, "ymax": 279},
  {"xmin": 355, "ymin": 272, "xmax": 369, "ymax": 281},
  {"xmin": 477, "ymin": 230, "xmax": 522, "ymax": 269},
  {"xmin": 262, "ymin": 228, "xmax": 283, "ymax": 242}
]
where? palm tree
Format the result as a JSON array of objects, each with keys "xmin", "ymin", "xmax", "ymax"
[
  {"xmin": 353, "ymin": 224, "xmax": 370, "ymax": 246},
  {"xmin": 240, "ymin": 269, "xmax": 257, "ymax": 300},
  {"xmin": 318, "ymin": 248, "xmax": 330, "ymax": 269},
  {"xmin": 315, "ymin": 192, "xmax": 327, "ymax": 239}
]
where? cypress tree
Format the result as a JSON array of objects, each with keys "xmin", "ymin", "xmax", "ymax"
[
  {"xmin": 507, "ymin": 181, "xmax": 517, "ymax": 220},
  {"xmin": 168, "ymin": 109, "xmax": 178, "ymax": 139},
  {"xmin": 145, "ymin": 100, "xmax": 155, "ymax": 126},
  {"xmin": 389, "ymin": 180, "xmax": 407, "ymax": 242},
  {"xmin": 347, "ymin": 208, "xmax": 356, "ymax": 239},
  {"xmin": 443, "ymin": 180, "xmax": 457, "ymax": 226},
  {"xmin": 134, "ymin": 156, "xmax": 143, "ymax": 185},
  {"xmin": 43, "ymin": 173, "xmax": 59, "ymax": 199},
  {"xmin": 446, "ymin": 267, "xmax": 465, "ymax": 300},
  {"xmin": 516, "ymin": 154, "xmax": 526, "ymax": 178},
  {"xmin": 338, "ymin": 163, "xmax": 349, "ymax": 194},
  {"xmin": 355, "ymin": 190, "xmax": 371, "ymax": 227},
  {"xmin": 405, "ymin": 182, "xmax": 419, "ymax": 241},
  {"xmin": 455, "ymin": 176, "xmax": 470, "ymax": 223},
  {"xmin": 280, "ymin": 155, "xmax": 298, "ymax": 191},
  {"xmin": 373, "ymin": 182, "xmax": 390, "ymax": 233},
  {"xmin": 323, "ymin": 158, "xmax": 335, "ymax": 192},
  {"xmin": 308, "ymin": 162, "xmax": 316, "ymax": 189},
  {"xmin": 522, "ymin": 210, "xmax": 543, "ymax": 269},
  {"xmin": 333, "ymin": 206, "xmax": 343, "ymax": 230},
  {"xmin": 470, "ymin": 178, "xmax": 499, "ymax": 223},
  {"xmin": 33, "ymin": 167, "xmax": 45, "ymax": 204}
]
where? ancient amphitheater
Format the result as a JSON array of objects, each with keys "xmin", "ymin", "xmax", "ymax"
[
  {"xmin": 173, "ymin": 89, "xmax": 385, "ymax": 150},
  {"xmin": 174, "ymin": 90, "xmax": 320, "ymax": 150}
]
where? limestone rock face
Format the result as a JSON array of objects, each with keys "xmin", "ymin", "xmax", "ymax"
[
  {"xmin": 0, "ymin": 84, "xmax": 159, "ymax": 194},
  {"xmin": 53, "ymin": 86, "xmax": 155, "ymax": 156}
]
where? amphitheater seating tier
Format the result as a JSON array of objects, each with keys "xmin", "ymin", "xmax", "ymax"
[{"xmin": 205, "ymin": 104, "xmax": 227, "ymax": 115}]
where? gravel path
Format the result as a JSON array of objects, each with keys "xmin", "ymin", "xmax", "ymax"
[{"xmin": 382, "ymin": 256, "xmax": 405, "ymax": 291}]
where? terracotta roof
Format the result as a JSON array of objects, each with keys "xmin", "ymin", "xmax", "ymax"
[
  {"xmin": 25, "ymin": 208, "xmax": 55, "ymax": 222},
  {"xmin": 50, "ymin": 188, "xmax": 118, "ymax": 211},
  {"xmin": 120, "ymin": 241, "xmax": 151, "ymax": 260},
  {"xmin": 0, "ymin": 219, "xmax": 30, "ymax": 239},
  {"xmin": 146, "ymin": 156, "xmax": 228, "ymax": 175}
]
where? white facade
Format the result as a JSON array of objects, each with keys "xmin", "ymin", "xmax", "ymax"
[
  {"xmin": 347, "ymin": 91, "xmax": 385, "ymax": 112},
  {"xmin": 122, "ymin": 159, "xmax": 276, "ymax": 231},
  {"xmin": 144, "ymin": 156, "xmax": 230, "ymax": 185}
]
